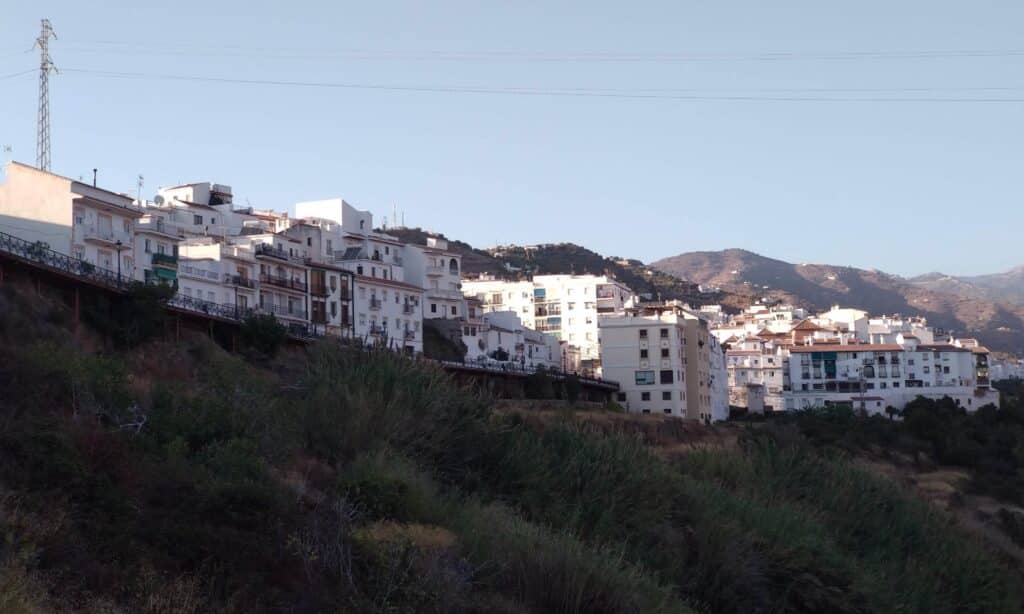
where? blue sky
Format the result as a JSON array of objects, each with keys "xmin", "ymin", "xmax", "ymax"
[{"xmin": 1, "ymin": 1, "xmax": 1021, "ymax": 276}]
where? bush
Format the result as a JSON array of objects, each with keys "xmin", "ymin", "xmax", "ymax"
[{"xmin": 239, "ymin": 313, "xmax": 287, "ymax": 356}]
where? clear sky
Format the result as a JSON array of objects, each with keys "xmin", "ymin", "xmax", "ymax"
[{"xmin": 1, "ymin": 1, "xmax": 1021, "ymax": 276}]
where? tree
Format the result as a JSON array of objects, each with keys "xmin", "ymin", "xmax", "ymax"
[{"xmin": 240, "ymin": 313, "xmax": 288, "ymax": 356}]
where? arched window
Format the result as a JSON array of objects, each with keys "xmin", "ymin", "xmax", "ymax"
[{"xmin": 449, "ymin": 258, "xmax": 459, "ymax": 275}]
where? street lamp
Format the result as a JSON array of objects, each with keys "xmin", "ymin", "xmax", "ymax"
[{"xmin": 115, "ymin": 240, "xmax": 123, "ymax": 286}]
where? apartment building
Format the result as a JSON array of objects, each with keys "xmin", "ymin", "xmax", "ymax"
[
  {"xmin": 0, "ymin": 162, "xmax": 141, "ymax": 280},
  {"xmin": 708, "ymin": 334, "xmax": 730, "ymax": 421},
  {"xmin": 725, "ymin": 336, "xmax": 790, "ymax": 413},
  {"xmin": 785, "ymin": 337, "xmax": 1000, "ymax": 414},
  {"xmin": 679, "ymin": 307, "xmax": 715, "ymax": 421},
  {"xmin": 598, "ymin": 308, "xmax": 690, "ymax": 418},
  {"xmin": 403, "ymin": 237, "xmax": 464, "ymax": 320},
  {"xmin": 481, "ymin": 311, "xmax": 561, "ymax": 370},
  {"xmin": 292, "ymin": 199, "xmax": 423, "ymax": 352},
  {"xmin": 463, "ymin": 273, "xmax": 634, "ymax": 372},
  {"xmin": 134, "ymin": 209, "xmax": 183, "ymax": 285}
]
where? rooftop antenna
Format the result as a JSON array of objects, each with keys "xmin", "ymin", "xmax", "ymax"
[
  {"xmin": 136, "ymin": 174, "xmax": 144, "ymax": 201},
  {"xmin": 35, "ymin": 19, "xmax": 57, "ymax": 172}
]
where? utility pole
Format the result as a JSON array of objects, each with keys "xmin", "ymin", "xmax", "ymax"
[
  {"xmin": 136, "ymin": 174, "xmax": 144, "ymax": 202},
  {"xmin": 35, "ymin": 19, "xmax": 57, "ymax": 172}
]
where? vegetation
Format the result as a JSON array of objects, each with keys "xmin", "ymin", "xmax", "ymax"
[
  {"xmin": 0, "ymin": 280, "xmax": 1020, "ymax": 612},
  {"xmin": 239, "ymin": 313, "xmax": 288, "ymax": 356},
  {"xmin": 759, "ymin": 397, "xmax": 1024, "ymax": 505},
  {"xmin": 422, "ymin": 320, "xmax": 467, "ymax": 362}
]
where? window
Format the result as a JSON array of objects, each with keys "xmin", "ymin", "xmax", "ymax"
[
  {"xmin": 451, "ymin": 305, "xmax": 457, "ymax": 315},
  {"xmin": 641, "ymin": 392, "xmax": 651, "ymax": 401},
  {"xmin": 616, "ymin": 392, "xmax": 626, "ymax": 402},
  {"xmin": 662, "ymin": 391, "xmax": 672, "ymax": 401},
  {"xmin": 635, "ymin": 371, "xmax": 655, "ymax": 385},
  {"xmin": 639, "ymin": 329, "xmax": 648, "ymax": 339},
  {"xmin": 640, "ymin": 349, "xmax": 648, "ymax": 359},
  {"xmin": 431, "ymin": 304, "xmax": 437, "ymax": 313},
  {"xmin": 307, "ymin": 237, "xmax": 312, "ymax": 246},
  {"xmin": 663, "ymin": 408, "xmax": 672, "ymax": 415},
  {"xmin": 123, "ymin": 220, "xmax": 131, "ymax": 233},
  {"xmin": 567, "ymin": 302, "xmax": 576, "ymax": 310},
  {"xmin": 660, "ymin": 328, "xmax": 668, "ymax": 339},
  {"xmin": 193, "ymin": 214, "xmax": 202, "ymax": 225},
  {"xmin": 144, "ymin": 239, "xmax": 151, "ymax": 253},
  {"xmin": 661, "ymin": 348, "xmax": 670, "ymax": 358},
  {"xmin": 923, "ymin": 366, "xmax": 931, "ymax": 374},
  {"xmin": 660, "ymin": 370, "xmax": 674, "ymax": 384}
]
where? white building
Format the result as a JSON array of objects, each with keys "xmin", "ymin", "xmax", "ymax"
[
  {"xmin": 708, "ymin": 334, "xmax": 730, "ymax": 422},
  {"xmin": 0, "ymin": 162, "xmax": 141, "ymax": 280},
  {"xmin": 785, "ymin": 339, "xmax": 999, "ymax": 414},
  {"xmin": 598, "ymin": 307, "xmax": 689, "ymax": 418},
  {"xmin": 292, "ymin": 198, "xmax": 423, "ymax": 353},
  {"xmin": 480, "ymin": 311, "xmax": 561, "ymax": 370},
  {"xmin": 403, "ymin": 237, "xmax": 464, "ymax": 320},
  {"xmin": 463, "ymin": 273, "xmax": 634, "ymax": 373}
]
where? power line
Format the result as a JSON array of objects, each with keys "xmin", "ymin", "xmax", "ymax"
[
  {"xmin": 62, "ymin": 68, "xmax": 1024, "ymax": 103},
  {"xmin": 52, "ymin": 40, "xmax": 1024, "ymax": 63},
  {"xmin": 0, "ymin": 69, "xmax": 35, "ymax": 80}
]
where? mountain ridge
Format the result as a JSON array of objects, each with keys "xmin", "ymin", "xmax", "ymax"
[{"xmin": 652, "ymin": 248, "xmax": 1024, "ymax": 354}]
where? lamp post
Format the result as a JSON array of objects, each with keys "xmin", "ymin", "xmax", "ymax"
[{"xmin": 114, "ymin": 240, "xmax": 123, "ymax": 286}]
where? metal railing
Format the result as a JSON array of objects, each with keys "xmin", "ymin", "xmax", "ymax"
[
  {"xmin": 259, "ymin": 302, "xmax": 307, "ymax": 320},
  {"xmin": 369, "ymin": 297, "xmax": 382, "ymax": 310},
  {"xmin": 138, "ymin": 218, "xmax": 184, "ymax": 237},
  {"xmin": 310, "ymin": 283, "xmax": 330, "ymax": 297},
  {"xmin": 81, "ymin": 226, "xmax": 132, "ymax": 246},
  {"xmin": 151, "ymin": 252, "xmax": 178, "ymax": 267},
  {"xmin": 402, "ymin": 303, "xmax": 416, "ymax": 314},
  {"xmin": 0, "ymin": 231, "xmax": 129, "ymax": 290},
  {"xmin": 225, "ymin": 274, "xmax": 257, "ymax": 289},
  {"xmin": 168, "ymin": 294, "xmax": 254, "ymax": 320},
  {"xmin": 260, "ymin": 273, "xmax": 308, "ymax": 293},
  {"xmin": 255, "ymin": 243, "xmax": 304, "ymax": 262}
]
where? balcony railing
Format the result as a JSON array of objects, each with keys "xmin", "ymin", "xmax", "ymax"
[
  {"xmin": 402, "ymin": 303, "xmax": 416, "ymax": 314},
  {"xmin": 403, "ymin": 328, "xmax": 415, "ymax": 340},
  {"xmin": 426, "ymin": 287, "xmax": 463, "ymax": 299},
  {"xmin": 369, "ymin": 297, "xmax": 383, "ymax": 310},
  {"xmin": 151, "ymin": 252, "xmax": 178, "ymax": 267},
  {"xmin": 425, "ymin": 264, "xmax": 445, "ymax": 276},
  {"xmin": 225, "ymin": 274, "xmax": 257, "ymax": 289},
  {"xmin": 259, "ymin": 302, "xmax": 307, "ymax": 320},
  {"xmin": 255, "ymin": 243, "xmax": 304, "ymax": 262},
  {"xmin": 137, "ymin": 218, "xmax": 184, "ymax": 238},
  {"xmin": 369, "ymin": 324, "xmax": 386, "ymax": 336},
  {"xmin": 260, "ymin": 273, "xmax": 308, "ymax": 293},
  {"xmin": 81, "ymin": 226, "xmax": 132, "ymax": 246},
  {"xmin": 310, "ymin": 284, "xmax": 330, "ymax": 297}
]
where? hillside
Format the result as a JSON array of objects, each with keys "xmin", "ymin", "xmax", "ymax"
[
  {"xmin": 2, "ymin": 280, "xmax": 1021, "ymax": 612},
  {"xmin": 652, "ymin": 249, "xmax": 1024, "ymax": 354},
  {"xmin": 384, "ymin": 230, "xmax": 751, "ymax": 311},
  {"xmin": 910, "ymin": 267, "xmax": 1024, "ymax": 307}
]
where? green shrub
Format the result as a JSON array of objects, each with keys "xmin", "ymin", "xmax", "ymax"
[{"xmin": 239, "ymin": 313, "xmax": 287, "ymax": 356}]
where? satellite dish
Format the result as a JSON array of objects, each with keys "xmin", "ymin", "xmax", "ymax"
[{"xmin": 154, "ymin": 195, "xmax": 165, "ymax": 205}]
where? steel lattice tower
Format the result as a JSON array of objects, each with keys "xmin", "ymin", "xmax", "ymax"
[{"xmin": 35, "ymin": 19, "xmax": 57, "ymax": 172}]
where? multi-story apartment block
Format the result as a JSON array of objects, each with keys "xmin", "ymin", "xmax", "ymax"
[
  {"xmin": 463, "ymin": 274, "xmax": 634, "ymax": 372},
  {"xmin": 292, "ymin": 198, "xmax": 423, "ymax": 353},
  {"xmin": 679, "ymin": 307, "xmax": 715, "ymax": 421},
  {"xmin": 0, "ymin": 162, "xmax": 142, "ymax": 280},
  {"xmin": 403, "ymin": 237, "xmax": 464, "ymax": 320},
  {"xmin": 481, "ymin": 311, "xmax": 561, "ymax": 370},
  {"xmin": 785, "ymin": 337, "xmax": 999, "ymax": 414},
  {"xmin": 708, "ymin": 334, "xmax": 730, "ymax": 421},
  {"xmin": 134, "ymin": 209, "xmax": 183, "ymax": 286},
  {"xmin": 598, "ymin": 307, "xmax": 690, "ymax": 418},
  {"xmin": 726, "ymin": 337, "xmax": 789, "ymax": 413}
]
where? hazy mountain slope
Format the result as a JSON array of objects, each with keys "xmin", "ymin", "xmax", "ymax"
[
  {"xmin": 910, "ymin": 266, "xmax": 1024, "ymax": 306},
  {"xmin": 652, "ymin": 249, "xmax": 1024, "ymax": 354}
]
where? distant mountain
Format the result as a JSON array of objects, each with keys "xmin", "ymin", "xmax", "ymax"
[
  {"xmin": 909, "ymin": 266, "xmax": 1024, "ymax": 306},
  {"xmin": 652, "ymin": 249, "xmax": 1024, "ymax": 354}
]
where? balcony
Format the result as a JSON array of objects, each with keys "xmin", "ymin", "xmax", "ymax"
[
  {"xmin": 255, "ymin": 243, "xmax": 304, "ymax": 262},
  {"xmin": 81, "ymin": 226, "xmax": 131, "ymax": 247},
  {"xmin": 310, "ymin": 283, "xmax": 330, "ymax": 298},
  {"xmin": 369, "ymin": 324, "xmax": 386, "ymax": 336},
  {"xmin": 137, "ymin": 218, "xmax": 184, "ymax": 238},
  {"xmin": 426, "ymin": 287, "xmax": 463, "ymax": 300},
  {"xmin": 151, "ymin": 252, "xmax": 178, "ymax": 268},
  {"xmin": 403, "ymin": 303, "xmax": 416, "ymax": 314},
  {"xmin": 259, "ymin": 273, "xmax": 307, "ymax": 293},
  {"xmin": 225, "ymin": 274, "xmax": 257, "ymax": 289},
  {"xmin": 260, "ymin": 302, "xmax": 307, "ymax": 321},
  {"xmin": 425, "ymin": 264, "xmax": 445, "ymax": 276},
  {"xmin": 403, "ymin": 328, "xmax": 415, "ymax": 340},
  {"xmin": 369, "ymin": 297, "xmax": 383, "ymax": 310}
]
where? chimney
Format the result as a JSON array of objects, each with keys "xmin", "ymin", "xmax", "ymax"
[{"xmin": 92, "ymin": 168, "xmax": 97, "ymax": 187}]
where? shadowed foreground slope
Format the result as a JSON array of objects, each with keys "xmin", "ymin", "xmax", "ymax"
[{"xmin": 0, "ymin": 281, "xmax": 1019, "ymax": 613}]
